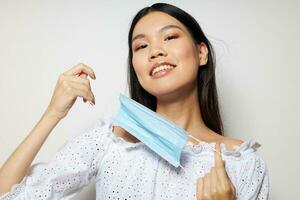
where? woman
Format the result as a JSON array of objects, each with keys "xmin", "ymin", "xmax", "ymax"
[{"xmin": 0, "ymin": 3, "xmax": 269, "ymax": 200}]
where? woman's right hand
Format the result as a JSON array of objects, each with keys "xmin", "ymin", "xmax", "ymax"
[{"xmin": 45, "ymin": 63, "xmax": 96, "ymax": 120}]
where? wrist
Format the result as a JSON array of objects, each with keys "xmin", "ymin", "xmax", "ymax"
[{"xmin": 43, "ymin": 107, "xmax": 65, "ymax": 122}]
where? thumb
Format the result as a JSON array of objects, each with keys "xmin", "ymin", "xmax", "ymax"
[{"xmin": 79, "ymin": 72, "xmax": 88, "ymax": 102}]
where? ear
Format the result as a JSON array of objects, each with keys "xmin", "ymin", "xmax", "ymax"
[{"xmin": 197, "ymin": 42, "xmax": 208, "ymax": 66}]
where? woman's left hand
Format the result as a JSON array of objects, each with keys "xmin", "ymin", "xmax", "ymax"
[{"xmin": 196, "ymin": 143, "xmax": 236, "ymax": 200}]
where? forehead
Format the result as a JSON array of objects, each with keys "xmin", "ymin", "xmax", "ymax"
[{"xmin": 132, "ymin": 11, "xmax": 187, "ymax": 37}]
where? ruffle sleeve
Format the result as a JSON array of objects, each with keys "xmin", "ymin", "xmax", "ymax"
[
  {"xmin": 234, "ymin": 144, "xmax": 269, "ymax": 200},
  {"xmin": 0, "ymin": 118, "xmax": 113, "ymax": 200}
]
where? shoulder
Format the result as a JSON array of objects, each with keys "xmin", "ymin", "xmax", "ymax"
[
  {"xmin": 219, "ymin": 137, "xmax": 266, "ymax": 166},
  {"xmin": 221, "ymin": 137, "xmax": 244, "ymax": 151},
  {"xmin": 218, "ymin": 137, "xmax": 268, "ymax": 175},
  {"xmin": 202, "ymin": 129, "xmax": 244, "ymax": 151},
  {"xmin": 214, "ymin": 135, "xmax": 244, "ymax": 151}
]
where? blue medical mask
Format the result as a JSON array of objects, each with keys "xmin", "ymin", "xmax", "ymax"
[{"xmin": 111, "ymin": 93, "xmax": 217, "ymax": 169}]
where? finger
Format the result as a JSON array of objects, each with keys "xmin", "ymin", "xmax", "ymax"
[
  {"xmin": 196, "ymin": 178, "xmax": 204, "ymax": 199},
  {"xmin": 214, "ymin": 142, "xmax": 224, "ymax": 168},
  {"xmin": 71, "ymin": 83, "xmax": 95, "ymax": 103},
  {"xmin": 68, "ymin": 82, "xmax": 95, "ymax": 104},
  {"xmin": 210, "ymin": 167, "xmax": 218, "ymax": 198},
  {"xmin": 79, "ymin": 72, "xmax": 88, "ymax": 102},
  {"xmin": 64, "ymin": 76, "xmax": 92, "ymax": 88},
  {"xmin": 79, "ymin": 73, "xmax": 88, "ymax": 103},
  {"xmin": 203, "ymin": 173, "xmax": 211, "ymax": 199},
  {"xmin": 215, "ymin": 148, "xmax": 231, "ymax": 193},
  {"xmin": 214, "ymin": 143, "xmax": 233, "ymax": 193},
  {"xmin": 63, "ymin": 75, "xmax": 92, "ymax": 103},
  {"xmin": 64, "ymin": 63, "xmax": 96, "ymax": 79}
]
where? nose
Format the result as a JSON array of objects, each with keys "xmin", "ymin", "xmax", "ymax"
[{"xmin": 148, "ymin": 46, "xmax": 167, "ymax": 60}]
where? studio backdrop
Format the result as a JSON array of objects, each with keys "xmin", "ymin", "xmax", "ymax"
[{"xmin": 0, "ymin": 0, "xmax": 299, "ymax": 199}]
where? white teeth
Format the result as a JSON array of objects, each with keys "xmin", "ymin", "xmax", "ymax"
[{"xmin": 152, "ymin": 65, "xmax": 175, "ymax": 76}]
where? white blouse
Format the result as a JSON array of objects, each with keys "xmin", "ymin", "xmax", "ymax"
[{"xmin": 0, "ymin": 116, "xmax": 269, "ymax": 200}]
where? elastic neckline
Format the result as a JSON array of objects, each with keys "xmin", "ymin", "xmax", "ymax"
[{"xmin": 101, "ymin": 116, "xmax": 261, "ymax": 157}]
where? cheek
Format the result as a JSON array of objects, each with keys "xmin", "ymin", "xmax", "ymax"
[
  {"xmin": 172, "ymin": 41, "xmax": 197, "ymax": 63},
  {"xmin": 132, "ymin": 55, "xmax": 146, "ymax": 76},
  {"xmin": 132, "ymin": 55, "xmax": 141, "ymax": 73},
  {"xmin": 171, "ymin": 40, "xmax": 199, "ymax": 78}
]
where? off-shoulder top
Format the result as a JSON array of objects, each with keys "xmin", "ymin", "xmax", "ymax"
[{"xmin": 0, "ymin": 116, "xmax": 269, "ymax": 200}]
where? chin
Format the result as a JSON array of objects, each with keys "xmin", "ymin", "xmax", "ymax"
[{"xmin": 149, "ymin": 86, "xmax": 185, "ymax": 98}]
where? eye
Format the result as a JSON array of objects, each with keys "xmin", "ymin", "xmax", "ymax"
[
  {"xmin": 165, "ymin": 35, "xmax": 178, "ymax": 41},
  {"xmin": 135, "ymin": 44, "xmax": 148, "ymax": 51}
]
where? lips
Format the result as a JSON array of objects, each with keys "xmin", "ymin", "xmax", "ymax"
[{"xmin": 150, "ymin": 61, "xmax": 176, "ymax": 76}]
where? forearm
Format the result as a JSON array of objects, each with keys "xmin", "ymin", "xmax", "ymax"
[{"xmin": 0, "ymin": 108, "xmax": 61, "ymax": 196}]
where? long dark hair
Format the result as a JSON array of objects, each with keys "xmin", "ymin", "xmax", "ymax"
[{"xmin": 127, "ymin": 3, "xmax": 224, "ymax": 135}]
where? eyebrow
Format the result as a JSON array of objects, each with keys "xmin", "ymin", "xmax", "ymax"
[{"xmin": 131, "ymin": 24, "xmax": 183, "ymax": 43}]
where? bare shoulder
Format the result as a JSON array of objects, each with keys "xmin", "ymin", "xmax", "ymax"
[{"xmin": 205, "ymin": 130, "xmax": 244, "ymax": 151}]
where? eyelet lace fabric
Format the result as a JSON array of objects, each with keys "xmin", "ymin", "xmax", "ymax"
[{"xmin": 0, "ymin": 116, "xmax": 269, "ymax": 200}]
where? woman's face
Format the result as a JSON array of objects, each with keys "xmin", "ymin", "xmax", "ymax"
[{"xmin": 131, "ymin": 11, "xmax": 208, "ymax": 98}]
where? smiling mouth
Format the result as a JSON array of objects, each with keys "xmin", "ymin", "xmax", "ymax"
[
  {"xmin": 150, "ymin": 65, "xmax": 177, "ymax": 78},
  {"xmin": 150, "ymin": 64, "xmax": 177, "ymax": 76}
]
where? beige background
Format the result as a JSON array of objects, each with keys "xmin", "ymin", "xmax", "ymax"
[{"xmin": 0, "ymin": 0, "xmax": 299, "ymax": 199}]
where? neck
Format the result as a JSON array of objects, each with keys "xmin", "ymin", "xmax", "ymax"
[{"xmin": 155, "ymin": 87, "xmax": 210, "ymax": 140}]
